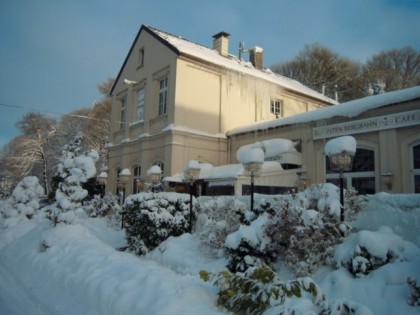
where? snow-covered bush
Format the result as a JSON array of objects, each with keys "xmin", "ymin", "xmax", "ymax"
[
  {"xmin": 48, "ymin": 134, "xmax": 99, "ymax": 225},
  {"xmin": 225, "ymin": 213, "xmax": 276, "ymax": 272},
  {"xmin": 224, "ymin": 184, "xmax": 360, "ymax": 275},
  {"xmin": 0, "ymin": 176, "xmax": 45, "ymax": 228},
  {"xmin": 197, "ymin": 197, "xmax": 246, "ymax": 256},
  {"xmin": 123, "ymin": 192, "xmax": 193, "ymax": 255},
  {"xmin": 83, "ymin": 194, "xmax": 121, "ymax": 218},
  {"xmin": 407, "ymin": 277, "xmax": 420, "ymax": 306},
  {"xmin": 334, "ymin": 227, "xmax": 420, "ymax": 277},
  {"xmin": 200, "ymin": 264, "xmax": 324, "ymax": 314},
  {"xmin": 265, "ymin": 197, "xmax": 341, "ymax": 276},
  {"xmin": 200, "ymin": 263, "xmax": 371, "ymax": 315}
]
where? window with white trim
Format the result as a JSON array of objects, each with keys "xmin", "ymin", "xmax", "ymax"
[
  {"xmin": 136, "ymin": 88, "xmax": 145, "ymax": 121},
  {"xmin": 158, "ymin": 77, "xmax": 168, "ymax": 115},
  {"xmin": 120, "ymin": 98, "xmax": 127, "ymax": 129},
  {"xmin": 270, "ymin": 99, "xmax": 282, "ymax": 118}
]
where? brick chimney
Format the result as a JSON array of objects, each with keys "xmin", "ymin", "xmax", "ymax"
[
  {"xmin": 249, "ymin": 46, "xmax": 263, "ymax": 70},
  {"xmin": 212, "ymin": 31, "xmax": 230, "ymax": 57}
]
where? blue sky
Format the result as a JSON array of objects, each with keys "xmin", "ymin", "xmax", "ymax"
[{"xmin": 0, "ymin": 0, "xmax": 419, "ymax": 148}]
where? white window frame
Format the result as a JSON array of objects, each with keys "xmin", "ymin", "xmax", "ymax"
[
  {"xmin": 120, "ymin": 98, "xmax": 127, "ymax": 129},
  {"xmin": 270, "ymin": 99, "xmax": 283, "ymax": 118},
  {"xmin": 136, "ymin": 87, "xmax": 145, "ymax": 122},
  {"xmin": 158, "ymin": 77, "xmax": 168, "ymax": 115}
]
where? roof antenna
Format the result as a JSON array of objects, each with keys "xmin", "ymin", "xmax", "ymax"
[{"xmin": 239, "ymin": 41, "xmax": 249, "ymax": 60}]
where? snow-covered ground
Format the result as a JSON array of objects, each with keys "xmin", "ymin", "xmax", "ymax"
[{"xmin": 0, "ymin": 192, "xmax": 419, "ymax": 315}]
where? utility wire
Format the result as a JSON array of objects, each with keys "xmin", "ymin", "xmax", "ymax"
[{"xmin": 0, "ymin": 101, "xmax": 124, "ymax": 124}]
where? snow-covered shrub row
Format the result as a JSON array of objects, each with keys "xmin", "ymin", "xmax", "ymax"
[
  {"xmin": 198, "ymin": 184, "xmax": 365, "ymax": 275},
  {"xmin": 200, "ymin": 263, "xmax": 373, "ymax": 315},
  {"xmin": 334, "ymin": 226, "xmax": 420, "ymax": 277},
  {"xmin": 0, "ymin": 176, "xmax": 45, "ymax": 228},
  {"xmin": 123, "ymin": 192, "xmax": 194, "ymax": 255}
]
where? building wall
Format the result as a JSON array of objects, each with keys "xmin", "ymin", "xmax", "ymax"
[
  {"xmin": 228, "ymin": 100, "xmax": 420, "ymax": 194},
  {"xmin": 108, "ymin": 29, "xmax": 334, "ymax": 196},
  {"xmin": 174, "ymin": 57, "xmax": 328, "ymax": 135}
]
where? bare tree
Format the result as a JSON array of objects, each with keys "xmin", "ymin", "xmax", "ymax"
[
  {"xmin": 4, "ymin": 113, "xmax": 57, "ymax": 193},
  {"xmin": 271, "ymin": 43, "xmax": 365, "ymax": 102},
  {"xmin": 1, "ymin": 78, "xmax": 114, "ymax": 193},
  {"xmin": 57, "ymin": 108, "xmax": 93, "ymax": 148},
  {"xmin": 83, "ymin": 78, "xmax": 114, "ymax": 173},
  {"xmin": 363, "ymin": 46, "xmax": 420, "ymax": 93},
  {"xmin": 83, "ymin": 78, "xmax": 113, "ymax": 151}
]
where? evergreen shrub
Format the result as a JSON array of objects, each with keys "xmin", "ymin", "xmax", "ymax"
[
  {"xmin": 200, "ymin": 264, "xmax": 327, "ymax": 315},
  {"xmin": 123, "ymin": 192, "xmax": 193, "ymax": 254}
]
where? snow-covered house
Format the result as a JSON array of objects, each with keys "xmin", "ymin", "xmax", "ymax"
[
  {"xmin": 228, "ymin": 86, "xmax": 420, "ymax": 194},
  {"xmin": 107, "ymin": 25, "xmax": 336, "ymax": 196}
]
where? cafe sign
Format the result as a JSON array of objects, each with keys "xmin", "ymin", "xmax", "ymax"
[{"xmin": 313, "ymin": 109, "xmax": 420, "ymax": 140}]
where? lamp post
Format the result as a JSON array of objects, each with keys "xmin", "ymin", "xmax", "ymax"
[
  {"xmin": 117, "ymin": 168, "xmax": 130, "ymax": 205},
  {"xmin": 325, "ymin": 136, "xmax": 356, "ymax": 222},
  {"xmin": 296, "ymin": 166, "xmax": 309, "ymax": 191},
  {"xmin": 147, "ymin": 165, "xmax": 162, "ymax": 192},
  {"xmin": 185, "ymin": 161, "xmax": 200, "ymax": 233},
  {"xmin": 97, "ymin": 172, "xmax": 108, "ymax": 197},
  {"xmin": 238, "ymin": 148, "xmax": 264, "ymax": 213},
  {"xmin": 381, "ymin": 172, "xmax": 393, "ymax": 190}
]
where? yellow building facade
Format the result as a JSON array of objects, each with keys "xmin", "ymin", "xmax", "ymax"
[
  {"xmin": 108, "ymin": 25, "xmax": 336, "ymax": 195},
  {"xmin": 228, "ymin": 87, "xmax": 420, "ymax": 194}
]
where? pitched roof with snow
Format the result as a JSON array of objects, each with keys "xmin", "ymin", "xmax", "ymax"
[
  {"xmin": 111, "ymin": 25, "xmax": 336, "ymax": 104},
  {"xmin": 228, "ymin": 86, "xmax": 420, "ymax": 136}
]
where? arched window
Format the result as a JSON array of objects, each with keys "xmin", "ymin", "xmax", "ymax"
[
  {"xmin": 412, "ymin": 143, "xmax": 420, "ymax": 193},
  {"xmin": 326, "ymin": 148, "xmax": 376, "ymax": 195},
  {"xmin": 132, "ymin": 165, "xmax": 142, "ymax": 194}
]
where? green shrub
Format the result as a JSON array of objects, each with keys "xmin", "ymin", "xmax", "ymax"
[
  {"xmin": 200, "ymin": 264, "xmax": 327, "ymax": 315},
  {"xmin": 123, "ymin": 192, "xmax": 193, "ymax": 254}
]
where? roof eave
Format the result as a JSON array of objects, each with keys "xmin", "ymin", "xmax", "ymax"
[{"xmin": 110, "ymin": 25, "xmax": 180, "ymax": 95}]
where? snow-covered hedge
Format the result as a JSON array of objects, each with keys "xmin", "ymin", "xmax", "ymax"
[
  {"xmin": 205, "ymin": 184, "xmax": 366, "ymax": 275},
  {"xmin": 334, "ymin": 226, "xmax": 420, "ymax": 277},
  {"xmin": 123, "ymin": 192, "xmax": 194, "ymax": 254}
]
